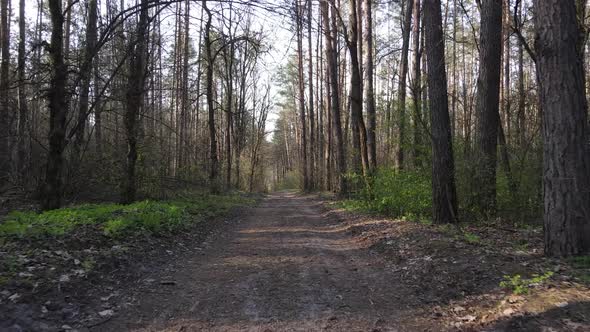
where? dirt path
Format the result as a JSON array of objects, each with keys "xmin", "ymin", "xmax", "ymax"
[{"xmin": 96, "ymin": 192, "xmax": 414, "ymax": 331}]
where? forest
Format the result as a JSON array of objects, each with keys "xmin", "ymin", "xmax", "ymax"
[{"xmin": 0, "ymin": 0, "xmax": 589, "ymax": 330}]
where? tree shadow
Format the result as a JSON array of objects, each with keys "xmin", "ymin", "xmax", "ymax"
[{"xmin": 484, "ymin": 301, "xmax": 590, "ymax": 331}]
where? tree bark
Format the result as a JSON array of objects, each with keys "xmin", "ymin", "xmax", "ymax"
[
  {"xmin": 323, "ymin": 0, "xmax": 347, "ymax": 194},
  {"xmin": 364, "ymin": 0, "xmax": 377, "ymax": 172},
  {"xmin": 17, "ymin": 0, "xmax": 27, "ymax": 182},
  {"xmin": 397, "ymin": 0, "xmax": 414, "ymax": 170},
  {"xmin": 347, "ymin": 0, "xmax": 369, "ymax": 175},
  {"xmin": 203, "ymin": 1, "xmax": 220, "ymax": 193},
  {"xmin": 424, "ymin": 0, "xmax": 458, "ymax": 224},
  {"xmin": 411, "ymin": 0, "xmax": 423, "ymax": 168},
  {"xmin": 43, "ymin": 0, "xmax": 68, "ymax": 210},
  {"xmin": 121, "ymin": 0, "xmax": 149, "ymax": 204},
  {"xmin": 534, "ymin": 0, "xmax": 590, "ymax": 256},
  {"xmin": 296, "ymin": 0, "xmax": 309, "ymax": 190},
  {"xmin": 0, "ymin": 0, "xmax": 10, "ymax": 185},
  {"xmin": 474, "ymin": 0, "xmax": 503, "ymax": 216},
  {"xmin": 307, "ymin": 0, "xmax": 316, "ymax": 189}
]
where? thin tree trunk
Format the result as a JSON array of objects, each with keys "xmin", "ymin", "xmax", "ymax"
[
  {"xmin": 364, "ymin": 0, "xmax": 377, "ymax": 172},
  {"xmin": 0, "ymin": 0, "xmax": 10, "ymax": 184},
  {"xmin": 73, "ymin": 0, "xmax": 98, "ymax": 165},
  {"xmin": 397, "ymin": 0, "xmax": 414, "ymax": 170},
  {"xmin": 307, "ymin": 0, "xmax": 316, "ymax": 189},
  {"xmin": 203, "ymin": 1, "xmax": 219, "ymax": 193},
  {"xmin": 17, "ymin": 0, "xmax": 27, "ymax": 182},
  {"xmin": 296, "ymin": 0, "xmax": 309, "ymax": 190},
  {"xmin": 411, "ymin": 0, "xmax": 423, "ymax": 168}
]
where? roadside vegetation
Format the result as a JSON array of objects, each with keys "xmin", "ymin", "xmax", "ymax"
[{"xmin": 0, "ymin": 193, "xmax": 254, "ymax": 241}]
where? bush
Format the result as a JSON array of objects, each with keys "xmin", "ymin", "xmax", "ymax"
[{"xmin": 341, "ymin": 169, "xmax": 432, "ymax": 221}]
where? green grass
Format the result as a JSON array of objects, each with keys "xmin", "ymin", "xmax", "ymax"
[{"xmin": 0, "ymin": 194, "xmax": 254, "ymax": 239}]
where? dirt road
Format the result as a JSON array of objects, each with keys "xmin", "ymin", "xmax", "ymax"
[
  {"xmin": 97, "ymin": 192, "xmax": 414, "ymax": 331},
  {"xmin": 93, "ymin": 192, "xmax": 590, "ymax": 332}
]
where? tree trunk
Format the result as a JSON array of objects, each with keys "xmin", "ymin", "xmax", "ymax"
[
  {"xmin": 323, "ymin": 0, "xmax": 347, "ymax": 194},
  {"xmin": 364, "ymin": 0, "xmax": 377, "ymax": 172},
  {"xmin": 203, "ymin": 1, "xmax": 219, "ymax": 193},
  {"xmin": 411, "ymin": 0, "xmax": 423, "ymax": 169},
  {"xmin": 474, "ymin": 0, "xmax": 503, "ymax": 216},
  {"xmin": 43, "ymin": 0, "xmax": 68, "ymax": 210},
  {"xmin": 307, "ymin": 0, "xmax": 316, "ymax": 189},
  {"xmin": 17, "ymin": 0, "xmax": 27, "ymax": 182},
  {"xmin": 121, "ymin": 0, "xmax": 149, "ymax": 204},
  {"xmin": 347, "ymin": 0, "xmax": 369, "ymax": 175},
  {"xmin": 397, "ymin": 0, "xmax": 414, "ymax": 170},
  {"xmin": 424, "ymin": 0, "xmax": 458, "ymax": 224},
  {"xmin": 0, "ymin": 0, "xmax": 10, "ymax": 185},
  {"xmin": 296, "ymin": 0, "xmax": 309, "ymax": 190},
  {"xmin": 516, "ymin": 0, "xmax": 525, "ymax": 147},
  {"xmin": 73, "ymin": 0, "xmax": 98, "ymax": 165},
  {"xmin": 534, "ymin": 0, "xmax": 590, "ymax": 256}
]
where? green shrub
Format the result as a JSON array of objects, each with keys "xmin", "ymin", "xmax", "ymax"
[
  {"xmin": 341, "ymin": 168, "xmax": 432, "ymax": 220},
  {"xmin": 500, "ymin": 271, "xmax": 554, "ymax": 295}
]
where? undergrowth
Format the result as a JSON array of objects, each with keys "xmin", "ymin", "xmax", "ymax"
[
  {"xmin": 500, "ymin": 271, "xmax": 554, "ymax": 295},
  {"xmin": 339, "ymin": 169, "xmax": 432, "ymax": 221},
  {"xmin": 0, "ymin": 194, "xmax": 254, "ymax": 240}
]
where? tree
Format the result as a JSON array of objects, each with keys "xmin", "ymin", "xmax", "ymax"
[
  {"xmin": 345, "ymin": 0, "xmax": 369, "ymax": 174},
  {"xmin": 73, "ymin": 0, "xmax": 99, "ymax": 165},
  {"xmin": 0, "ymin": 0, "xmax": 10, "ymax": 185},
  {"xmin": 410, "ymin": 0, "xmax": 423, "ymax": 168},
  {"xmin": 296, "ymin": 0, "xmax": 309, "ymax": 190},
  {"xmin": 423, "ymin": 0, "xmax": 458, "ymax": 224},
  {"xmin": 203, "ymin": 0, "xmax": 220, "ymax": 193},
  {"xmin": 17, "ymin": 0, "xmax": 27, "ymax": 181},
  {"xmin": 43, "ymin": 0, "xmax": 69, "ymax": 210},
  {"xmin": 397, "ymin": 0, "xmax": 414, "ymax": 170},
  {"xmin": 534, "ymin": 0, "xmax": 590, "ymax": 256},
  {"xmin": 322, "ymin": 0, "xmax": 347, "ymax": 194},
  {"xmin": 121, "ymin": 0, "xmax": 150, "ymax": 203},
  {"xmin": 474, "ymin": 0, "xmax": 503, "ymax": 216},
  {"xmin": 364, "ymin": 0, "xmax": 376, "ymax": 171}
]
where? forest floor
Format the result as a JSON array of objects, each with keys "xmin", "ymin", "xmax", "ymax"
[{"xmin": 2, "ymin": 191, "xmax": 590, "ymax": 331}]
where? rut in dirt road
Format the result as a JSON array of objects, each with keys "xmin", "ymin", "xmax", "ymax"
[{"xmin": 97, "ymin": 192, "xmax": 414, "ymax": 331}]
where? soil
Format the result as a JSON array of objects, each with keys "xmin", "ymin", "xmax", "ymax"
[{"xmin": 2, "ymin": 191, "xmax": 590, "ymax": 331}]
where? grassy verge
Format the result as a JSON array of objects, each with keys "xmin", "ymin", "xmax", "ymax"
[{"xmin": 0, "ymin": 193, "xmax": 255, "ymax": 240}]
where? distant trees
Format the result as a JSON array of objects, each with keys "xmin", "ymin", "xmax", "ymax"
[{"xmin": 0, "ymin": 0, "xmax": 270, "ymax": 206}]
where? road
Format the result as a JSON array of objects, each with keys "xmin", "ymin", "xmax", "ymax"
[{"xmin": 97, "ymin": 192, "xmax": 410, "ymax": 331}]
